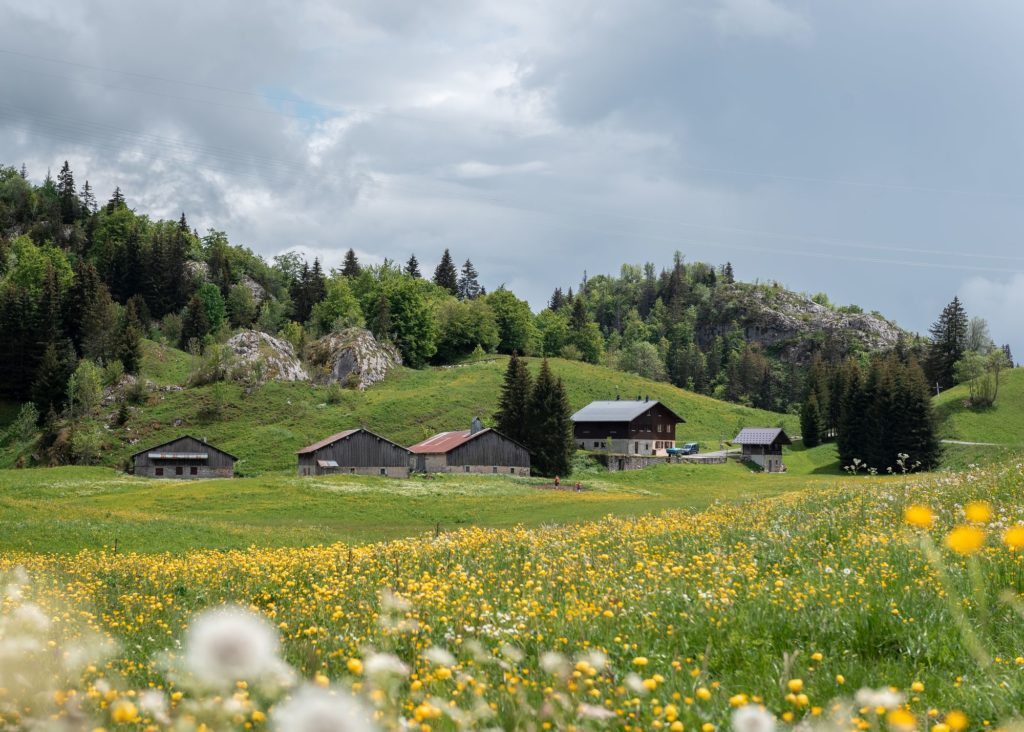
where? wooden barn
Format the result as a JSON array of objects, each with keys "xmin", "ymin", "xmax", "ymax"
[
  {"xmin": 571, "ymin": 397, "xmax": 685, "ymax": 456},
  {"xmin": 409, "ymin": 418, "xmax": 530, "ymax": 475},
  {"xmin": 130, "ymin": 435, "xmax": 237, "ymax": 479},
  {"xmin": 733, "ymin": 427, "xmax": 791, "ymax": 473},
  {"xmin": 297, "ymin": 429, "xmax": 411, "ymax": 477}
]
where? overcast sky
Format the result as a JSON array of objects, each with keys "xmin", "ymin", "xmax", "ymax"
[{"xmin": 1, "ymin": 0, "xmax": 1022, "ymax": 356}]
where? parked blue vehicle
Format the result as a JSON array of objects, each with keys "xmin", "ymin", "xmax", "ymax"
[{"xmin": 667, "ymin": 442, "xmax": 700, "ymax": 456}]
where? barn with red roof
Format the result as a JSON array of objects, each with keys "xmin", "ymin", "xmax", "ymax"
[
  {"xmin": 297, "ymin": 428, "xmax": 411, "ymax": 477},
  {"xmin": 409, "ymin": 418, "xmax": 530, "ymax": 475}
]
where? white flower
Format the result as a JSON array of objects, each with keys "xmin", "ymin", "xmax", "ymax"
[
  {"xmin": 577, "ymin": 703, "xmax": 617, "ymax": 720},
  {"xmin": 854, "ymin": 687, "xmax": 904, "ymax": 710},
  {"xmin": 184, "ymin": 605, "xmax": 285, "ymax": 688},
  {"xmin": 731, "ymin": 704, "xmax": 776, "ymax": 732},
  {"xmin": 539, "ymin": 651, "xmax": 568, "ymax": 676},
  {"xmin": 423, "ymin": 646, "xmax": 456, "ymax": 667},
  {"xmin": 272, "ymin": 685, "xmax": 374, "ymax": 732},
  {"xmin": 139, "ymin": 690, "xmax": 169, "ymax": 724},
  {"xmin": 625, "ymin": 673, "xmax": 648, "ymax": 695},
  {"xmin": 363, "ymin": 652, "xmax": 409, "ymax": 678},
  {"xmin": 11, "ymin": 603, "xmax": 50, "ymax": 633}
]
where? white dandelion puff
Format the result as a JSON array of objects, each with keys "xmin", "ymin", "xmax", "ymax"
[
  {"xmin": 731, "ymin": 704, "xmax": 776, "ymax": 732},
  {"xmin": 271, "ymin": 685, "xmax": 375, "ymax": 732},
  {"xmin": 184, "ymin": 605, "xmax": 286, "ymax": 688}
]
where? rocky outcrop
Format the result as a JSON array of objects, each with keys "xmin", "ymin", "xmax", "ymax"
[
  {"xmin": 306, "ymin": 328, "xmax": 401, "ymax": 389},
  {"xmin": 226, "ymin": 330, "xmax": 308, "ymax": 383},
  {"xmin": 699, "ymin": 284, "xmax": 904, "ymax": 363}
]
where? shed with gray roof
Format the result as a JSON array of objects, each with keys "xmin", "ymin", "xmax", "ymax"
[{"xmin": 732, "ymin": 427, "xmax": 791, "ymax": 472}]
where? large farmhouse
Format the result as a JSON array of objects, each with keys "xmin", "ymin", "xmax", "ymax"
[
  {"xmin": 571, "ymin": 397, "xmax": 685, "ymax": 456},
  {"xmin": 409, "ymin": 418, "xmax": 530, "ymax": 475},
  {"xmin": 297, "ymin": 429, "xmax": 411, "ymax": 477},
  {"xmin": 130, "ymin": 435, "xmax": 237, "ymax": 479},
  {"xmin": 733, "ymin": 427, "xmax": 791, "ymax": 473}
]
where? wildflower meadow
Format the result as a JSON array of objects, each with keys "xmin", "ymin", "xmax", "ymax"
[{"xmin": 3, "ymin": 460, "xmax": 1024, "ymax": 731}]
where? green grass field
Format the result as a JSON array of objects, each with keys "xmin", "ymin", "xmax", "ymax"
[
  {"xmin": 0, "ymin": 445, "xmax": 841, "ymax": 553},
  {"xmin": 934, "ymin": 367, "xmax": 1024, "ymax": 447}
]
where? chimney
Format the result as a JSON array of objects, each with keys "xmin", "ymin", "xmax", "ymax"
[
  {"xmin": 470, "ymin": 416, "xmax": 483, "ymax": 435},
  {"xmin": 645, "ymin": 395, "xmax": 649, "ymax": 402}
]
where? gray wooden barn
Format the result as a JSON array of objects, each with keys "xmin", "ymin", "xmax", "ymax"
[
  {"xmin": 297, "ymin": 428, "xmax": 411, "ymax": 477},
  {"xmin": 409, "ymin": 418, "xmax": 530, "ymax": 475},
  {"xmin": 130, "ymin": 435, "xmax": 237, "ymax": 479}
]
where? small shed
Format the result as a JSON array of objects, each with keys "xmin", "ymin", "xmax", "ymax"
[
  {"xmin": 297, "ymin": 428, "xmax": 411, "ymax": 477},
  {"xmin": 732, "ymin": 428, "xmax": 792, "ymax": 473},
  {"xmin": 409, "ymin": 418, "xmax": 530, "ymax": 475},
  {"xmin": 131, "ymin": 435, "xmax": 237, "ymax": 479}
]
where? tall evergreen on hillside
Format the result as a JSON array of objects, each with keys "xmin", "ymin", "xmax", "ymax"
[
  {"xmin": 548, "ymin": 288, "xmax": 566, "ymax": 311},
  {"xmin": 56, "ymin": 161, "xmax": 77, "ymax": 224},
  {"xmin": 433, "ymin": 249, "xmax": 458, "ymax": 295},
  {"xmin": 341, "ymin": 249, "xmax": 361, "ymax": 277},
  {"xmin": 494, "ymin": 353, "xmax": 532, "ymax": 446},
  {"xmin": 1004, "ymin": 344, "xmax": 1015, "ymax": 367},
  {"xmin": 405, "ymin": 254, "xmax": 421, "ymax": 278},
  {"xmin": 457, "ymin": 259, "xmax": 481, "ymax": 300},
  {"xmin": 926, "ymin": 296, "xmax": 968, "ymax": 390},
  {"xmin": 800, "ymin": 392, "xmax": 822, "ymax": 448},
  {"xmin": 527, "ymin": 359, "xmax": 573, "ymax": 477},
  {"xmin": 31, "ymin": 339, "xmax": 76, "ymax": 417}
]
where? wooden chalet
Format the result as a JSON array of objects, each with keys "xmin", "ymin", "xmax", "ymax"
[
  {"xmin": 732, "ymin": 427, "xmax": 791, "ymax": 473},
  {"xmin": 571, "ymin": 397, "xmax": 685, "ymax": 456},
  {"xmin": 409, "ymin": 418, "xmax": 530, "ymax": 475},
  {"xmin": 297, "ymin": 429, "xmax": 411, "ymax": 477},
  {"xmin": 130, "ymin": 435, "xmax": 237, "ymax": 479}
]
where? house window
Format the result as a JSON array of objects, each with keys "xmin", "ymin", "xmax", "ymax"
[
  {"xmin": 464, "ymin": 466, "xmax": 470, "ymax": 473},
  {"xmin": 175, "ymin": 466, "xmax": 183, "ymax": 476},
  {"xmin": 350, "ymin": 467, "xmax": 356, "ymax": 474},
  {"xmin": 492, "ymin": 466, "xmax": 497, "ymax": 473},
  {"xmin": 190, "ymin": 466, "xmax": 198, "ymax": 475},
  {"xmin": 634, "ymin": 442, "xmax": 639, "ymax": 454},
  {"xmin": 510, "ymin": 467, "xmax": 515, "ymax": 474},
  {"xmin": 593, "ymin": 441, "xmax": 600, "ymax": 448},
  {"xmin": 380, "ymin": 468, "xmax": 386, "ymax": 475},
  {"xmin": 657, "ymin": 424, "xmax": 662, "ymax": 433},
  {"xmin": 155, "ymin": 467, "xmax": 164, "ymax": 476}
]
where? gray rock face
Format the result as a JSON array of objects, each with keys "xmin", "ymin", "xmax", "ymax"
[
  {"xmin": 307, "ymin": 328, "xmax": 401, "ymax": 389},
  {"xmin": 699, "ymin": 284, "xmax": 904, "ymax": 363},
  {"xmin": 226, "ymin": 330, "xmax": 308, "ymax": 383}
]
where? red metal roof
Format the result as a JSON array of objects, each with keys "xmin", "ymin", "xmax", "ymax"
[
  {"xmin": 296, "ymin": 429, "xmax": 359, "ymax": 454},
  {"xmin": 409, "ymin": 429, "xmax": 487, "ymax": 454}
]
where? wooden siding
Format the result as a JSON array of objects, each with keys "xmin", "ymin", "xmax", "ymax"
[
  {"xmin": 132, "ymin": 436, "xmax": 235, "ymax": 479},
  {"xmin": 574, "ymin": 403, "xmax": 680, "ymax": 441},
  {"xmin": 298, "ymin": 430, "xmax": 411, "ymax": 476},
  {"xmin": 445, "ymin": 430, "xmax": 530, "ymax": 468}
]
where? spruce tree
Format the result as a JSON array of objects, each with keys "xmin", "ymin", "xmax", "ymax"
[
  {"xmin": 405, "ymin": 254, "xmax": 421, "ymax": 278},
  {"xmin": 308, "ymin": 258, "xmax": 327, "ymax": 309},
  {"xmin": 569, "ymin": 297, "xmax": 588, "ymax": 331},
  {"xmin": 181, "ymin": 294, "xmax": 211, "ymax": 348},
  {"xmin": 800, "ymin": 392, "xmax": 822, "ymax": 448},
  {"xmin": 433, "ymin": 249, "xmax": 458, "ymax": 295},
  {"xmin": 494, "ymin": 353, "xmax": 533, "ymax": 445},
  {"xmin": 457, "ymin": 259, "xmax": 481, "ymax": 300},
  {"xmin": 80, "ymin": 180, "xmax": 97, "ymax": 214},
  {"xmin": 106, "ymin": 187, "xmax": 126, "ymax": 212},
  {"xmin": 31, "ymin": 339, "xmax": 76, "ymax": 416},
  {"xmin": 722, "ymin": 262, "xmax": 735, "ymax": 284},
  {"xmin": 341, "ymin": 249, "xmax": 361, "ymax": 277},
  {"xmin": 925, "ymin": 296, "xmax": 968, "ymax": 390},
  {"xmin": 528, "ymin": 359, "xmax": 573, "ymax": 477},
  {"xmin": 118, "ymin": 304, "xmax": 144, "ymax": 374},
  {"xmin": 56, "ymin": 161, "xmax": 78, "ymax": 224},
  {"xmin": 548, "ymin": 288, "xmax": 565, "ymax": 311},
  {"xmin": 1003, "ymin": 344, "xmax": 1015, "ymax": 367}
]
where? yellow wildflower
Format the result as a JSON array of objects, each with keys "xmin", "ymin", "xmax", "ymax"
[
  {"xmin": 945, "ymin": 526, "xmax": 985, "ymax": 555},
  {"xmin": 965, "ymin": 501, "xmax": 992, "ymax": 523},
  {"xmin": 945, "ymin": 711, "xmax": 968, "ymax": 731},
  {"xmin": 904, "ymin": 505, "xmax": 934, "ymax": 529},
  {"xmin": 1004, "ymin": 525, "xmax": 1024, "ymax": 550}
]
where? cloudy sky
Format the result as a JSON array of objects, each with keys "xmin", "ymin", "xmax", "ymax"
[{"xmin": 2, "ymin": 0, "xmax": 1022, "ymax": 355}]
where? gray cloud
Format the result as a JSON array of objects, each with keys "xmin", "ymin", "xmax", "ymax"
[{"xmin": 1, "ymin": 0, "xmax": 1022, "ymax": 357}]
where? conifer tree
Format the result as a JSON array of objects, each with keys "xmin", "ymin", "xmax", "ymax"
[
  {"xmin": 569, "ymin": 297, "xmax": 588, "ymax": 331},
  {"xmin": 308, "ymin": 258, "xmax": 327, "ymax": 309},
  {"xmin": 494, "ymin": 353, "xmax": 532, "ymax": 445},
  {"xmin": 106, "ymin": 187, "xmax": 126, "ymax": 212},
  {"xmin": 118, "ymin": 303, "xmax": 144, "ymax": 374},
  {"xmin": 926, "ymin": 296, "xmax": 968, "ymax": 390},
  {"xmin": 80, "ymin": 180, "xmax": 97, "ymax": 214},
  {"xmin": 1003, "ymin": 344, "xmax": 1015, "ymax": 367},
  {"xmin": 181, "ymin": 294, "xmax": 211, "ymax": 348},
  {"xmin": 722, "ymin": 262, "xmax": 735, "ymax": 284},
  {"xmin": 56, "ymin": 161, "xmax": 77, "ymax": 224},
  {"xmin": 528, "ymin": 359, "xmax": 573, "ymax": 477},
  {"xmin": 548, "ymin": 288, "xmax": 565, "ymax": 311},
  {"xmin": 800, "ymin": 392, "xmax": 822, "ymax": 448},
  {"xmin": 457, "ymin": 259, "xmax": 481, "ymax": 300},
  {"xmin": 405, "ymin": 254, "xmax": 421, "ymax": 278},
  {"xmin": 31, "ymin": 339, "xmax": 76, "ymax": 416},
  {"xmin": 433, "ymin": 249, "xmax": 458, "ymax": 295},
  {"xmin": 341, "ymin": 249, "xmax": 361, "ymax": 277}
]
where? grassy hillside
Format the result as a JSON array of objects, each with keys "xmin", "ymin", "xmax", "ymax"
[
  {"xmin": 934, "ymin": 367, "xmax": 1024, "ymax": 446},
  {"xmin": 49, "ymin": 343, "xmax": 796, "ymax": 474}
]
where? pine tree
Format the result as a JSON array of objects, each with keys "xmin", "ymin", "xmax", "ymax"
[
  {"xmin": 548, "ymin": 288, "xmax": 565, "ymax": 311},
  {"xmin": 528, "ymin": 359, "xmax": 573, "ymax": 477},
  {"xmin": 1003, "ymin": 344, "xmax": 1015, "ymax": 367},
  {"xmin": 80, "ymin": 180, "xmax": 97, "ymax": 214},
  {"xmin": 433, "ymin": 249, "xmax": 458, "ymax": 295},
  {"xmin": 926, "ymin": 296, "xmax": 968, "ymax": 390},
  {"xmin": 405, "ymin": 254, "xmax": 421, "ymax": 278},
  {"xmin": 56, "ymin": 161, "xmax": 78, "ymax": 224},
  {"xmin": 291, "ymin": 261, "xmax": 312, "ymax": 323},
  {"xmin": 341, "ymin": 249, "xmax": 361, "ymax": 277},
  {"xmin": 308, "ymin": 258, "xmax": 327, "ymax": 310},
  {"xmin": 569, "ymin": 297, "xmax": 588, "ymax": 331},
  {"xmin": 19, "ymin": 163, "xmax": 27, "ymax": 179},
  {"xmin": 457, "ymin": 259, "xmax": 481, "ymax": 300},
  {"xmin": 181, "ymin": 294, "xmax": 211, "ymax": 348},
  {"xmin": 494, "ymin": 353, "xmax": 533, "ymax": 445},
  {"xmin": 722, "ymin": 262, "xmax": 735, "ymax": 284},
  {"xmin": 31, "ymin": 339, "xmax": 76, "ymax": 416},
  {"xmin": 106, "ymin": 187, "xmax": 126, "ymax": 213},
  {"xmin": 800, "ymin": 392, "xmax": 822, "ymax": 448},
  {"xmin": 118, "ymin": 303, "xmax": 144, "ymax": 374}
]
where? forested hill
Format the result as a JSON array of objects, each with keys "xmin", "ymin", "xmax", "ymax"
[{"xmin": 1, "ymin": 161, "xmax": 905, "ymax": 421}]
